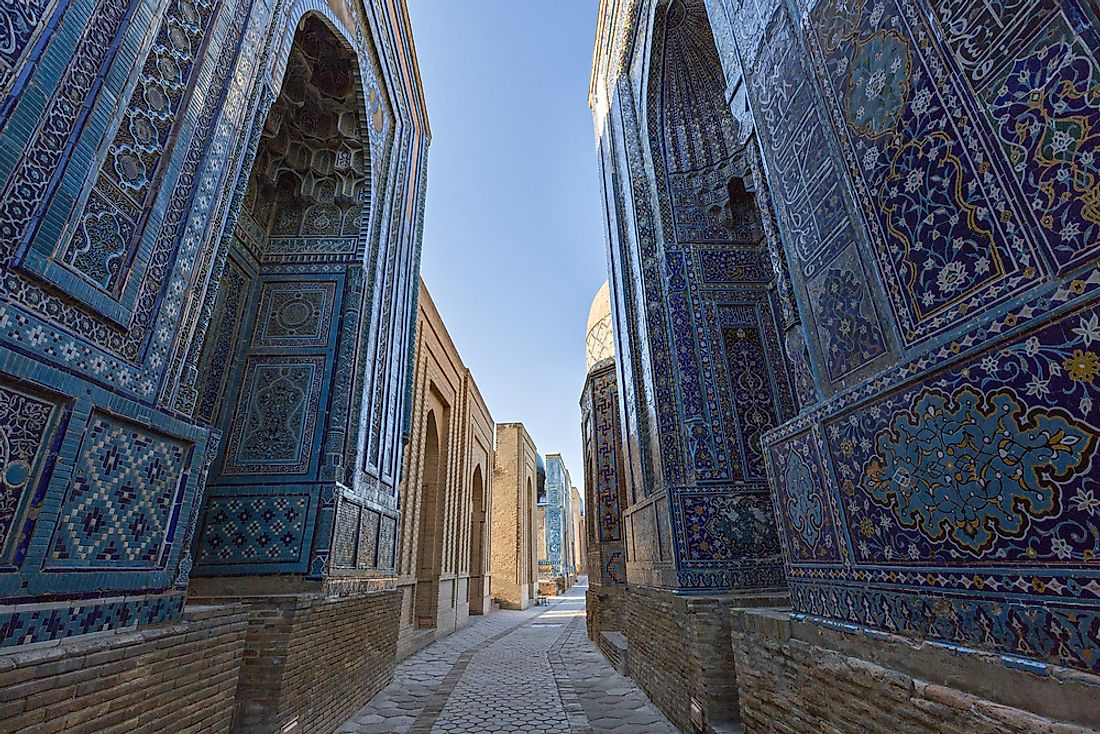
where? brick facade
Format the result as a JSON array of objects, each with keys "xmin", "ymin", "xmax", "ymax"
[
  {"xmin": 490, "ymin": 424, "xmax": 539, "ymax": 610},
  {"xmin": 396, "ymin": 281, "xmax": 494, "ymax": 658},
  {"xmin": 584, "ymin": 584, "xmax": 627, "ymax": 644}
]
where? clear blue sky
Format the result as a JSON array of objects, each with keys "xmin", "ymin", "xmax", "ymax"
[{"xmin": 407, "ymin": 2, "xmax": 606, "ymax": 504}]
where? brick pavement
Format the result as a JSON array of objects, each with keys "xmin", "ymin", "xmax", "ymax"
[{"xmin": 338, "ymin": 579, "xmax": 679, "ymax": 734}]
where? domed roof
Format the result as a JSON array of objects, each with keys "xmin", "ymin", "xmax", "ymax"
[{"xmin": 585, "ymin": 281, "xmax": 614, "ymax": 371}]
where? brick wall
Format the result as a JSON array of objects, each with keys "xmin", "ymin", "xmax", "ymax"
[
  {"xmin": 0, "ymin": 604, "xmax": 247, "ymax": 734},
  {"xmin": 231, "ymin": 589, "xmax": 400, "ymax": 734},
  {"xmin": 731, "ymin": 608, "xmax": 1100, "ymax": 734},
  {"xmin": 584, "ymin": 584, "xmax": 627, "ymax": 641},
  {"xmin": 622, "ymin": 587, "xmax": 741, "ymax": 732}
]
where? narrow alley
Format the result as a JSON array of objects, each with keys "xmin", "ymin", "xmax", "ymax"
[
  {"xmin": 2, "ymin": 1, "xmax": 1099, "ymax": 732},
  {"xmin": 337, "ymin": 580, "xmax": 677, "ymax": 734}
]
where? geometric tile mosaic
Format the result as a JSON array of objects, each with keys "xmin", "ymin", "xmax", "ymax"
[
  {"xmin": 196, "ymin": 494, "xmax": 311, "ymax": 567},
  {"xmin": 47, "ymin": 414, "xmax": 190, "ymax": 569},
  {"xmin": 0, "ymin": 593, "xmax": 184, "ymax": 648},
  {"xmin": 604, "ymin": 549, "xmax": 626, "ymax": 585}
]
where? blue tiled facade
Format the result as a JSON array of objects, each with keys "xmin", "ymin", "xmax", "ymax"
[
  {"xmin": 592, "ymin": 0, "xmax": 1100, "ymax": 676},
  {"xmin": 0, "ymin": 0, "xmax": 427, "ymax": 646},
  {"xmin": 540, "ymin": 455, "xmax": 575, "ymax": 579},
  {"xmin": 580, "ymin": 362, "xmax": 628, "ymax": 588}
]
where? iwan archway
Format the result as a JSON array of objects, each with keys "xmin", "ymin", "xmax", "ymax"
[{"xmin": 190, "ymin": 12, "xmax": 380, "ymax": 587}]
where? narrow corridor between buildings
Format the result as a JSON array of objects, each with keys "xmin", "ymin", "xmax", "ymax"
[{"xmin": 337, "ymin": 579, "xmax": 677, "ymax": 734}]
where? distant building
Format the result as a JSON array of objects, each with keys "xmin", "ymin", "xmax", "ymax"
[
  {"xmin": 570, "ymin": 486, "xmax": 586, "ymax": 576},
  {"xmin": 579, "ymin": 281, "xmax": 629, "ymax": 633},
  {"xmin": 540, "ymin": 454, "xmax": 578, "ymax": 593},
  {"xmin": 490, "ymin": 423, "xmax": 540, "ymax": 609}
]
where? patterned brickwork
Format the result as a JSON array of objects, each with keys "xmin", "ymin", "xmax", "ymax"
[
  {"xmin": 580, "ymin": 363, "xmax": 628, "ymax": 590},
  {"xmin": 196, "ymin": 493, "xmax": 313, "ymax": 569},
  {"xmin": 47, "ymin": 415, "xmax": 190, "ymax": 569},
  {"xmin": 393, "ymin": 279, "xmax": 495, "ymax": 647}
]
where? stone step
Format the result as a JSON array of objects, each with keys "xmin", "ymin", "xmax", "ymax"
[
  {"xmin": 706, "ymin": 722, "xmax": 743, "ymax": 734},
  {"xmin": 598, "ymin": 630, "xmax": 628, "ymax": 675}
]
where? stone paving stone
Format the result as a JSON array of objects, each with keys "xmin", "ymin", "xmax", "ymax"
[{"xmin": 337, "ymin": 580, "xmax": 679, "ymax": 734}]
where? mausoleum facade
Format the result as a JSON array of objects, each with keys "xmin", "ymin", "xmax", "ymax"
[
  {"xmin": 589, "ymin": 0, "xmax": 1100, "ymax": 731},
  {"xmin": 0, "ymin": 0, "xmax": 428, "ymax": 730}
]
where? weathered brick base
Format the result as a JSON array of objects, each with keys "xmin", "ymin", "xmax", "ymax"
[
  {"xmin": 0, "ymin": 603, "xmax": 247, "ymax": 733},
  {"xmin": 223, "ymin": 589, "xmax": 401, "ymax": 734},
  {"xmin": 618, "ymin": 586, "xmax": 784, "ymax": 733},
  {"xmin": 585, "ymin": 584, "xmax": 627, "ymax": 642},
  {"xmin": 731, "ymin": 608, "xmax": 1100, "ymax": 733}
]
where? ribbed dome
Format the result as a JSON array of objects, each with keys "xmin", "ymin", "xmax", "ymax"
[{"xmin": 585, "ymin": 281, "xmax": 614, "ymax": 371}]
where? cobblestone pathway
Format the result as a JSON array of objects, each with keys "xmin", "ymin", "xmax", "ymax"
[{"xmin": 338, "ymin": 579, "xmax": 678, "ymax": 734}]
